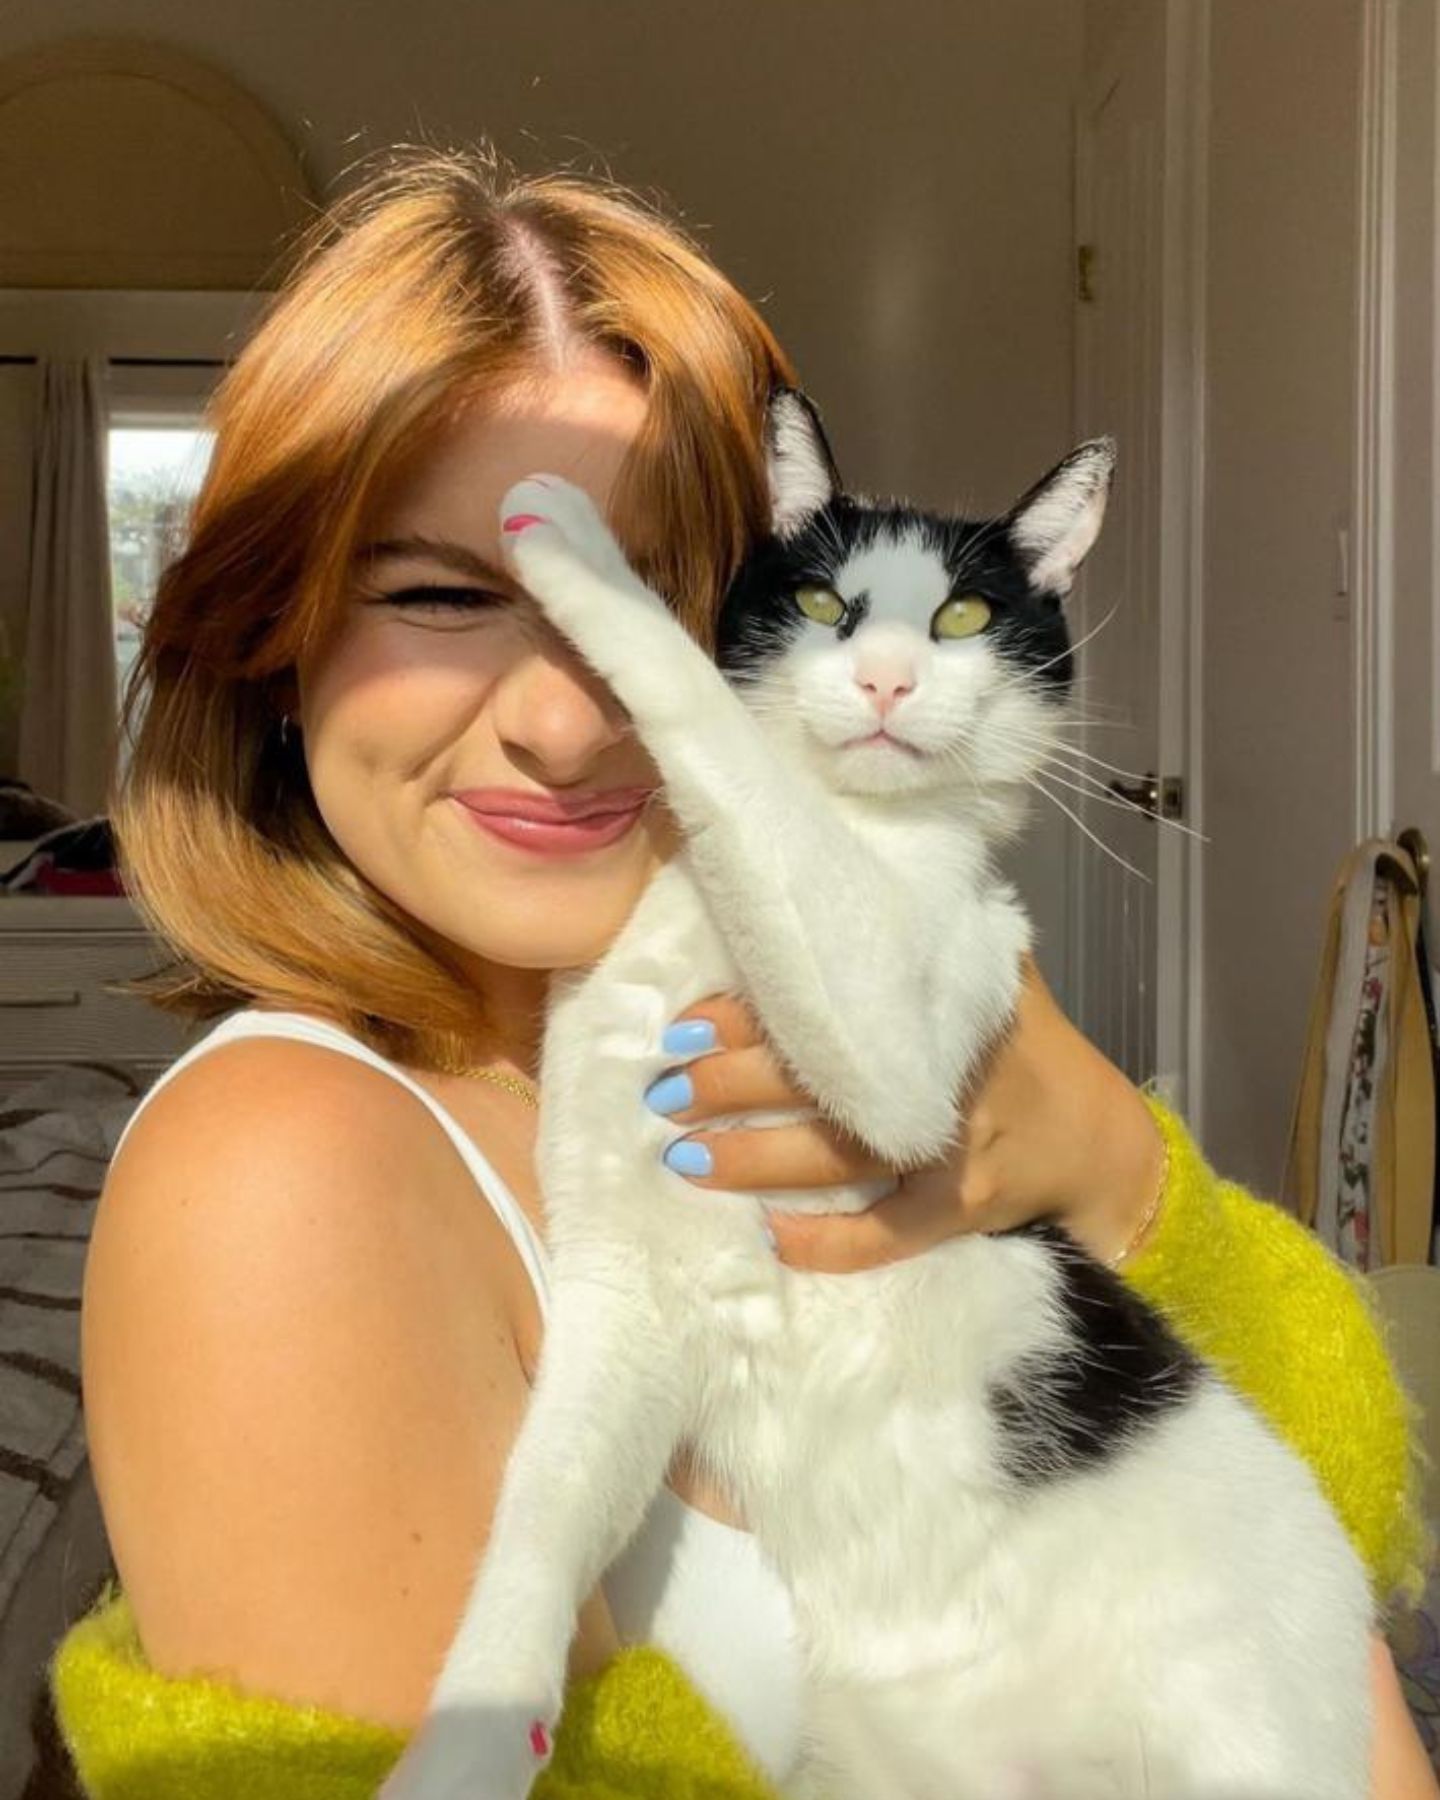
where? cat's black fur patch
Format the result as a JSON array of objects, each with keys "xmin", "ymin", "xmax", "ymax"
[
  {"xmin": 987, "ymin": 1223, "xmax": 1203, "ymax": 1486},
  {"xmin": 716, "ymin": 495, "xmax": 1074, "ymax": 693}
]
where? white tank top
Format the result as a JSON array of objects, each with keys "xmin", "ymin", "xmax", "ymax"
[{"xmin": 116, "ymin": 1009, "xmax": 802, "ymax": 1782}]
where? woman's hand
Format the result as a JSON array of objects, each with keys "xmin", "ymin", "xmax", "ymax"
[{"xmin": 647, "ymin": 960, "xmax": 1166, "ymax": 1270}]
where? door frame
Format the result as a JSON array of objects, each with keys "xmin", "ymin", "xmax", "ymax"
[
  {"xmin": 1354, "ymin": 0, "xmax": 1400, "ymax": 843},
  {"xmin": 1071, "ymin": 0, "xmax": 1211, "ymax": 1118}
]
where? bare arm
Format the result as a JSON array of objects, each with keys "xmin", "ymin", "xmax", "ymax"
[
  {"xmin": 1371, "ymin": 1635, "xmax": 1440, "ymax": 1799},
  {"xmin": 83, "ymin": 1039, "xmax": 614, "ymax": 1731}
]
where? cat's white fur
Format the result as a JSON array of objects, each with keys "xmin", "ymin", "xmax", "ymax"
[{"xmin": 382, "ymin": 445, "xmax": 1372, "ymax": 1800}]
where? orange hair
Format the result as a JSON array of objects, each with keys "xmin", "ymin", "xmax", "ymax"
[{"xmin": 118, "ymin": 147, "xmax": 797, "ymax": 1063}]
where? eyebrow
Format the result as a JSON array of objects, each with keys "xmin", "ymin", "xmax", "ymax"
[{"xmin": 357, "ymin": 534, "xmax": 510, "ymax": 585}]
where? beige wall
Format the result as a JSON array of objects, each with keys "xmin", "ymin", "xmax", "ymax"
[
  {"xmin": 1083, "ymin": 0, "xmax": 1143, "ymax": 80},
  {"xmin": 1200, "ymin": 0, "xmax": 1363, "ymax": 1190},
  {"xmin": 0, "ymin": 1, "xmax": 1086, "ymax": 498},
  {"xmin": 1391, "ymin": 0, "xmax": 1440, "ymax": 867},
  {"xmin": 0, "ymin": 0, "xmax": 1087, "ymax": 990}
]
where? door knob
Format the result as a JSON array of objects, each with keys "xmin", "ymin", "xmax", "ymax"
[
  {"xmin": 1104, "ymin": 773, "xmax": 1185, "ymax": 821},
  {"xmin": 1106, "ymin": 772, "xmax": 1160, "ymax": 816}
]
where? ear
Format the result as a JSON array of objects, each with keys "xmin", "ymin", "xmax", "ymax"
[
  {"xmin": 766, "ymin": 387, "xmax": 841, "ymax": 536},
  {"xmin": 1005, "ymin": 437, "xmax": 1116, "ymax": 598}
]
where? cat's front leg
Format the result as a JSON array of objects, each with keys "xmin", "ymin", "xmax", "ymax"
[
  {"xmin": 501, "ymin": 474, "xmax": 738, "ymax": 731},
  {"xmin": 380, "ymin": 1278, "xmax": 687, "ymax": 1800}
]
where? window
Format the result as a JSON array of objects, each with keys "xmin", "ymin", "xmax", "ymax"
[{"xmin": 106, "ymin": 423, "xmax": 213, "ymax": 700}]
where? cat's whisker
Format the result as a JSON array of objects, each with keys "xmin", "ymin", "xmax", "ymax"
[
  {"xmin": 1026, "ymin": 775, "xmax": 1151, "ymax": 884},
  {"xmin": 988, "ymin": 724, "xmax": 1155, "ymax": 786},
  {"xmin": 1016, "ymin": 602, "xmax": 1123, "ymax": 688},
  {"xmin": 990, "ymin": 731, "xmax": 1210, "ymax": 844},
  {"xmin": 1028, "ymin": 761, "xmax": 1209, "ymax": 845},
  {"xmin": 1051, "ymin": 707, "xmax": 1137, "ymax": 735},
  {"xmin": 1057, "ymin": 681, "xmax": 1132, "ymax": 719}
]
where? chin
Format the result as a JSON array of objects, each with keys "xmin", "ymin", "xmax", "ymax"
[
  {"xmin": 450, "ymin": 912, "xmax": 638, "ymax": 974},
  {"xmin": 828, "ymin": 744, "xmax": 945, "ymax": 799},
  {"xmin": 455, "ymin": 869, "xmax": 661, "ymax": 973}
]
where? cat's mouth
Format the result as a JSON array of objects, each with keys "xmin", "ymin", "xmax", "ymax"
[{"xmin": 843, "ymin": 729, "xmax": 925, "ymax": 758}]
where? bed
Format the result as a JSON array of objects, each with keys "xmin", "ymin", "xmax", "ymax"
[{"xmin": 0, "ymin": 1063, "xmax": 142, "ymax": 1800}]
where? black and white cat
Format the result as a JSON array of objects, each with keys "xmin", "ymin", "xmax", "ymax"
[{"xmin": 383, "ymin": 396, "xmax": 1372, "ymax": 1800}]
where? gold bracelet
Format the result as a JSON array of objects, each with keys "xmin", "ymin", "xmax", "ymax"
[{"xmin": 1105, "ymin": 1131, "xmax": 1170, "ymax": 1271}]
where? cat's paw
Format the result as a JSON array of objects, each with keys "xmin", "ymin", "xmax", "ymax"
[
  {"xmin": 378, "ymin": 1699, "xmax": 557, "ymax": 1800},
  {"xmin": 500, "ymin": 474, "xmax": 661, "ymax": 622},
  {"xmin": 499, "ymin": 475, "xmax": 698, "ymax": 725}
]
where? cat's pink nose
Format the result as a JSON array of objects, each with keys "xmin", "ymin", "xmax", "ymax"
[{"xmin": 857, "ymin": 671, "xmax": 916, "ymax": 718}]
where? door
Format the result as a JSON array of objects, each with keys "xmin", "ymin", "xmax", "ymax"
[{"xmin": 1071, "ymin": 0, "xmax": 1199, "ymax": 1098}]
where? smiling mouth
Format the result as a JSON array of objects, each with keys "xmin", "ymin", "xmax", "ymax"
[{"xmin": 449, "ymin": 785, "xmax": 657, "ymax": 857}]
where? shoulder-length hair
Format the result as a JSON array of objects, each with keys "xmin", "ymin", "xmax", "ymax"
[{"xmin": 119, "ymin": 147, "xmax": 796, "ymax": 1064}]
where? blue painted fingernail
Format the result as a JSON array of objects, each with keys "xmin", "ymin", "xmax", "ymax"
[
  {"xmin": 644, "ymin": 1072, "xmax": 693, "ymax": 1116},
  {"xmin": 663, "ymin": 1138, "xmax": 713, "ymax": 1178},
  {"xmin": 662, "ymin": 1020, "xmax": 717, "ymax": 1056}
]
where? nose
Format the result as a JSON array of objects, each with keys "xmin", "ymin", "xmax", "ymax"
[
  {"xmin": 491, "ymin": 638, "xmax": 632, "ymax": 784},
  {"xmin": 856, "ymin": 665, "xmax": 916, "ymax": 719}
]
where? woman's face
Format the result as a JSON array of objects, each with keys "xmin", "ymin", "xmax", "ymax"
[{"xmin": 298, "ymin": 352, "xmax": 674, "ymax": 983}]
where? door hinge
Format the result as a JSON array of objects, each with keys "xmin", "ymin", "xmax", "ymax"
[{"xmin": 1076, "ymin": 243, "xmax": 1098, "ymax": 304}]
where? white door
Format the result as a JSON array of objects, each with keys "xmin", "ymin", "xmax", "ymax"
[{"xmin": 1071, "ymin": 0, "xmax": 1199, "ymax": 1097}]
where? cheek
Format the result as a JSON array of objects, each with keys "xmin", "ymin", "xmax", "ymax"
[
  {"xmin": 967, "ymin": 680, "xmax": 1063, "ymax": 779},
  {"xmin": 792, "ymin": 642, "xmax": 858, "ymax": 710},
  {"xmin": 300, "ymin": 619, "xmax": 502, "ymax": 792}
]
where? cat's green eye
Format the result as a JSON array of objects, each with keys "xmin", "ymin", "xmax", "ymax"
[
  {"xmin": 932, "ymin": 595, "xmax": 993, "ymax": 641},
  {"xmin": 795, "ymin": 585, "xmax": 847, "ymax": 629}
]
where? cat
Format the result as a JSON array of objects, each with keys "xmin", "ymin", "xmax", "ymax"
[{"xmin": 382, "ymin": 394, "xmax": 1373, "ymax": 1800}]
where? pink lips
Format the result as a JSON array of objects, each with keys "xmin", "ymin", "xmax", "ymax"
[{"xmin": 451, "ymin": 785, "xmax": 656, "ymax": 856}]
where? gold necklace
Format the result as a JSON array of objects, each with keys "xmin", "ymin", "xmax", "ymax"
[
  {"xmin": 469, "ymin": 1064, "xmax": 540, "ymax": 1108},
  {"xmin": 431, "ymin": 1033, "xmax": 539, "ymax": 1105},
  {"xmin": 1106, "ymin": 1131, "xmax": 1170, "ymax": 1270}
]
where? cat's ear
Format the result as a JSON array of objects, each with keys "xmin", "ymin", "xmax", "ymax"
[
  {"xmin": 1005, "ymin": 438, "xmax": 1116, "ymax": 599},
  {"xmin": 765, "ymin": 388, "xmax": 841, "ymax": 537}
]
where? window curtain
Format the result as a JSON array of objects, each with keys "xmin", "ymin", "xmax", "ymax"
[{"xmin": 17, "ymin": 358, "xmax": 115, "ymax": 816}]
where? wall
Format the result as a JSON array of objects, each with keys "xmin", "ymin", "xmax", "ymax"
[
  {"xmin": 1083, "ymin": 0, "xmax": 1143, "ymax": 80},
  {"xmin": 1200, "ymin": 0, "xmax": 1364, "ymax": 1190},
  {"xmin": 1391, "ymin": 0, "xmax": 1440, "ymax": 867},
  {"xmin": 0, "ymin": 0, "xmax": 1087, "ymax": 991}
]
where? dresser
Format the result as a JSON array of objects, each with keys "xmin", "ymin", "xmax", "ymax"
[{"xmin": 0, "ymin": 894, "xmax": 195, "ymax": 1097}]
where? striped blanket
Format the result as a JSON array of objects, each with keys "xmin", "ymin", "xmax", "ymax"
[{"xmin": 0, "ymin": 1063, "xmax": 143, "ymax": 1799}]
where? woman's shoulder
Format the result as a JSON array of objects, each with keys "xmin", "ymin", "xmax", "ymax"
[
  {"xmin": 110, "ymin": 1020, "xmax": 447, "ymax": 1186},
  {"xmin": 91, "ymin": 1016, "xmax": 525, "ymax": 1381},
  {"xmin": 83, "ymin": 1021, "xmax": 542, "ymax": 1729}
]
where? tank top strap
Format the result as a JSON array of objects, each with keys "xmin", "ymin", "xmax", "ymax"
[{"xmin": 117, "ymin": 1009, "xmax": 552, "ymax": 1316}]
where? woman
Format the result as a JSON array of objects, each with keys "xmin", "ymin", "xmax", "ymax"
[{"xmin": 55, "ymin": 150, "xmax": 1435, "ymax": 1797}]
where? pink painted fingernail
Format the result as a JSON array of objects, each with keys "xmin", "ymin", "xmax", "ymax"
[
  {"xmin": 529, "ymin": 1720, "xmax": 552, "ymax": 1759},
  {"xmin": 503, "ymin": 513, "xmax": 545, "ymax": 534}
]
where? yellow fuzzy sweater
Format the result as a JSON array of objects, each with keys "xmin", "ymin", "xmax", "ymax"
[{"xmin": 51, "ymin": 1103, "xmax": 1429, "ymax": 1800}]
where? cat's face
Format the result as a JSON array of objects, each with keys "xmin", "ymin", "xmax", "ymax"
[{"xmin": 717, "ymin": 393, "xmax": 1113, "ymax": 813}]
